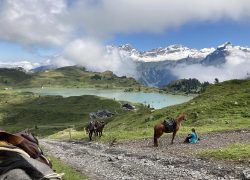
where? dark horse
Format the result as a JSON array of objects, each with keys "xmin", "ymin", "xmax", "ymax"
[
  {"xmin": 86, "ymin": 121, "xmax": 105, "ymax": 141},
  {"xmin": 153, "ymin": 114, "xmax": 187, "ymax": 147},
  {"xmin": 94, "ymin": 121, "xmax": 105, "ymax": 137},
  {"xmin": 85, "ymin": 121, "xmax": 97, "ymax": 141}
]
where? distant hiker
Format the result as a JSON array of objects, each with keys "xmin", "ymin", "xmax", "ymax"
[{"xmin": 184, "ymin": 128, "xmax": 198, "ymax": 144}]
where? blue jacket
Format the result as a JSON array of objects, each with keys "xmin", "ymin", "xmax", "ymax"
[{"xmin": 190, "ymin": 132, "xmax": 198, "ymax": 143}]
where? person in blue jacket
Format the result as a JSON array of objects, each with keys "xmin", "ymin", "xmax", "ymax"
[{"xmin": 184, "ymin": 128, "xmax": 198, "ymax": 143}]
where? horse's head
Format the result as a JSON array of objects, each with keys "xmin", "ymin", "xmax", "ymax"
[{"xmin": 177, "ymin": 114, "xmax": 187, "ymax": 122}]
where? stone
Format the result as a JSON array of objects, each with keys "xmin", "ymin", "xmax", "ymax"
[{"xmin": 242, "ymin": 169, "xmax": 250, "ymax": 180}]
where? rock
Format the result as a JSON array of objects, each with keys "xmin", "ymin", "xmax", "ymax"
[
  {"xmin": 242, "ymin": 169, "xmax": 250, "ymax": 180},
  {"xmin": 107, "ymin": 156, "xmax": 114, "ymax": 162},
  {"xmin": 122, "ymin": 103, "xmax": 135, "ymax": 110},
  {"xmin": 89, "ymin": 110, "xmax": 114, "ymax": 119},
  {"xmin": 117, "ymin": 155, "xmax": 123, "ymax": 160}
]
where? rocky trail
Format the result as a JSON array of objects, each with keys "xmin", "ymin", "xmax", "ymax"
[{"xmin": 41, "ymin": 130, "xmax": 250, "ymax": 180}]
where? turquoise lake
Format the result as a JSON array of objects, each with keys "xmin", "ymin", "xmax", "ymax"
[{"xmin": 21, "ymin": 88, "xmax": 193, "ymax": 109}]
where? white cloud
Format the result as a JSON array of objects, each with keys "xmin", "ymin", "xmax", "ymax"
[
  {"xmin": 1, "ymin": 0, "xmax": 250, "ymax": 45},
  {"xmin": 0, "ymin": 0, "xmax": 72, "ymax": 46},
  {"xmin": 0, "ymin": 60, "xmax": 40, "ymax": 71},
  {"xmin": 1, "ymin": 0, "xmax": 250, "ymax": 79},
  {"xmin": 51, "ymin": 39, "xmax": 138, "ymax": 77},
  {"xmin": 171, "ymin": 53, "xmax": 250, "ymax": 83},
  {"xmin": 69, "ymin": 0, "xmax": 250, "ymax": 38}
]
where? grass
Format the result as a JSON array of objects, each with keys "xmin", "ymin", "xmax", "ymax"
[
  {"xmin": 0, "ymin": 90, "xmax": 130, "ymax": 137},
  {"xmin": 198, "ymin": 144, "xmax": 250, "ymax": 163},
  {"xmin": 49, "ymin": 156, "xmax": 88, "ymax": 180},
  {"xmin": 49, "ymin": 122, "xmax": 249, "ymax": 142},
  {"xmin": 0, "ymin": 66, "xmax": 148, "ymax": 90},
  {"xmin": 0, "ymin": 79, "xmax": 249, "ymax": 141}
]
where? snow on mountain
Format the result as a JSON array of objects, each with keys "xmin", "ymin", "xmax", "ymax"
[
  {"xmin": 202, "ymin": 42, "xmax": 250, "ymax": 66},
  {"xmin": 0, "ymin": 61, "xmax": 41, "ymax": 71},
  {"xmin": 116, "ymin": 44, "xmax": 215, "ymax": 62},
  {"xmin": 1, "ymin": 42, "xmax": 249, "ymax": 87}
]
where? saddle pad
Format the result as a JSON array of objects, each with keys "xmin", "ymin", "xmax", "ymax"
[
  {"xmin": 0, "ymin": 146, "xmax": 30, "ymax": 158},
  {"xmin": 164, "ymin": 119, "xmax": 176, "ymax": 132}
]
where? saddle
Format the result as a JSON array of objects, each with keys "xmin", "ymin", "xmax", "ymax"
[
  {"xmin": 0, "ymin": 131, "xmax": 63, "ymax": 179},
  {"xmin": 0, "ymin": 131, "xmax": 50, "ymax": 167},
  {"xmin": 163, "ymin": 118, "xmax": 176, "ymax": 132}
]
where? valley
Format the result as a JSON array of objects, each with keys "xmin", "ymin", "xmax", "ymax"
[{"xmin": 0, "ymin": 67, "xmax": 249, "ymax": 180}]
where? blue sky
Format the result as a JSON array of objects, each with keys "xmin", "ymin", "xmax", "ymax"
[
  {"xmin": 0, "ymin": 0, "xmax": 250, "ymax": 62},
  {"xmin": 2, "ymin": 20, "xmax": 250, "ymax": 61},
  {"xmin": 110, "ymin": 20, "xmax": 250, "ymax": 51}
]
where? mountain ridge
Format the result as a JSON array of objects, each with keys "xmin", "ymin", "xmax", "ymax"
[{"xmin": 0, "ymin": 42, "xmax": 249, "ymax": 87}]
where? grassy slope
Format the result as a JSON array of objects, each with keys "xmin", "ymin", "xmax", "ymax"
[
  {"xmin": 198, "ymin": 143, "xmax": 250, "ymax": 163},
  {"xmin": 0, "ymin": 68, "xmax": 31, "ymax": 85},
  {"xmin": 0, "ymin": 66, "xmax": 144, "ymax": 89},
  {"xmin": 0, "ymin": 87, "xmax": 149, "ymax": 138},
  {"xmin": 0, "ymin": 79, "xmax": 249, "ymax": 141},
  {"xmin": 96, "ymin": 79, "xmax": 250, "ymax": 141}
]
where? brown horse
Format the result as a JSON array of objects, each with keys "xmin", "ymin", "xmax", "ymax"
[{"xmin": 153, "ymin": 114, "xmax": 187, "ymax": 147}]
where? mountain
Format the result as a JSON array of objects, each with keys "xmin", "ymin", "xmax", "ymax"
[
  {"xmin": 113, "ymin": 42, "xmax": 250, "ymax": 87},
  {"xmin": 1, "ymin": 42, "xmax": 249, "ymax": 87},
  {"xmin": 0, "ymin": 66, "xmax": 143, "ymax": 89},
  {"xmin": 0, "ymin": 61, "xmax": 41, "ymax": 71},
  {"xmin": 117, "ymin": 44, "xmax": 215, "ymax": 62},
  {"xmin": 202, "ymin": 42, "xmax": 250, "ymax": 66}
]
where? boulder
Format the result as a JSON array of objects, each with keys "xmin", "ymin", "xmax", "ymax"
[
  {"xmin": 242, "ymin": 169, "xmax": 250, "ymax": 180},
  {"xmin": 122, "ymin": 103, "xmax": 135, "ymax": 110}
]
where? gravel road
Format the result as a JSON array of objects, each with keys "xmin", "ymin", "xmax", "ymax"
[{"xmin": 41, "ymin": 130, "xmax": 250, "ymax": 180}]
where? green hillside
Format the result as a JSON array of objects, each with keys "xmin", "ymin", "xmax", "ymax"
[
  {"xmin": 94, "ymin": 79, "xmax": 250, "ymax": 140},
  {"xmin": 0, "ymin": 68, "xmax": 31, "ymax": 85},
  {"xmin": 0, "ymin": 89, "xmax": 140, "ymax": 136},
  {"xmin": 0, "ymin": 66, "xmax": 143, "ymax": 89},
  {"xmin": 162, "ymin": 78, "xmax": 209, "ymax": 94},
  {"xmin": 0, "ymin": 79, "xmax": 249, "ymax": 141}
]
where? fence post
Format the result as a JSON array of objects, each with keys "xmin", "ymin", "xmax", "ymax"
[{"xmin": 68, "ymin": 125, "xmax": 75, "ymax": 140}]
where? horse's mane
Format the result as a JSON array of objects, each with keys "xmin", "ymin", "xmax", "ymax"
[{"xmin": 176, "ymin": 114, "xmax": 186, "ymax": 123}]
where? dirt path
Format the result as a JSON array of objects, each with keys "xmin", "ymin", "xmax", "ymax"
[{"xmin": 41, "ymin": 130, "xmax": 250, "ymax": 180}]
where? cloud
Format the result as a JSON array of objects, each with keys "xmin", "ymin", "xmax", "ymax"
[
  {"xmin": 69, "ymin": 0, "xmax": 250, "ymax": 38},
  {"xmin": 171, "ymin": 52, "xmax": 250, "ymax": 83},
  {"xmin": 0, "ymin": 0, "xmax": 72, "ymax": 46},
  {"xmin": 51, "ymin": 39, "xmax": 138, "ymax": 77},
  {"xmin": 1, "ymin": 0, "xmax": 250, "ymax": 45},
  {"xmin": 1, "ymin": 0, "xmax": 250, "ymax": 79}
]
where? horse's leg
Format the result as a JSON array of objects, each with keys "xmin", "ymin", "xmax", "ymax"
[
  {"xmin": 171, "ymin": 130, "xmax": 177, "ymax": 144},
  {"xmin": 154, "ymin": 129, "xmax": 163, "ymax": 147},
  {"xmin": 89, "ymin": 131, "xmax": 92, "ymax": 141}
]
